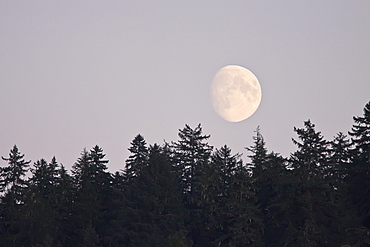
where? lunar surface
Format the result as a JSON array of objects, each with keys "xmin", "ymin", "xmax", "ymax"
[{"xmin": 211, "ymin": 65, "xmax": 262, "ymax": 122}]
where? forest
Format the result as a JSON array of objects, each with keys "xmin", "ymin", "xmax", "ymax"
[{"xmin": 0, "ymin": 101, "xmax": 369, "ymax": 247}]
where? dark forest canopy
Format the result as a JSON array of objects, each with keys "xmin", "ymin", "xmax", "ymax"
[{"xmin": 1, "ymin": 101, "xmax": 369, "ymax": 247}]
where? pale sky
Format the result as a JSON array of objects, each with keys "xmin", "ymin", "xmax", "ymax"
[{"xmin": 1, "ymin": 1, "xmax": 369, "ymax": 172}]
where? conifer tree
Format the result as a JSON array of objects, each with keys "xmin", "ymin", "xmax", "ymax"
[
  {"xmin": 287, "ymin": 120, "xmax": 341, "ymax": 246},
  {"xmin": 21, "ymin": 157, "xmax": 62, "ymax": 246},
  {"xmin": 125, "ymin": 134, "xmax": 149, "ymax": 181},
  {"xmin": 258, "ymin": 152, "xmax": 289, "ymax": 246},
  {"xmin": 171, "ymin": 124, "xmax": 213, "ymax": 245},
  {"xmin": 0, "ymin": 145, "xmax": 30, "ymax": 246},
  {"xmin": 345, "ymin": 101, "xmax": 370, "ymax": 245},
  {"xmin": 125, "ymin": 144, "xmax": 188, "ymax": 247},
  {"xmin": 246, "ymin": 126, "xmax": 268, "ymax": 178},
  {"xmin": 54, "ymin": 164, "xmax": 74, "ymax": 245},
  {"xmin": 212, "ymin": 145, "xmax": 242, "ymax": 181},
  {"xmin": 70, "ymin": 146, "xmax": 111, "ymax": 246},
  {"xmin": 224, "ymin": 162, "xmax": 264, "ymax": 246},
  {"xmin": 172, "ymin": 124, "xmax": 213, "ymax": 194},
  {"xmin": 1, "ymin": 145, "xmax": 30, "ymax": 201},
  {"xmin": 211, "ymin": 145, "xmax": 263, "ymax": 246},
  {"xmin": 329, "ymin": 132, "xmax": 352, "ymax": 186},
  {"xmin": 246, "ymin": 129, "xmax": 287, "ymax": 246}
]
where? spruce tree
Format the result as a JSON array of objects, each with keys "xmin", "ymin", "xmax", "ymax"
[
  {"xmin": 171, "ymin": 124, "xmax": 213, "ymax": 246},
  {"xmin": 125, "ymin": 134, "xmax": 149, "ymax": 182},
  {"xmin": 329, "ymin": 132, "xmax": 352, "ymax": 186},
  {"xmin": 21, "ymin": 157, "xmax": 62, "ymax": 246},
  {"xmin": 229, "ymin": 168, "xmax": 264, "ymax": 246},
  {"xmin": 288, "ymin": 120, "xmax": 340, "ymax": 246},
  {"xmin": 246, "ymin": 126, "xmax": 268, "ymax": 178},
  {"xmin": 0, "ymin": 145, "xmax": 30, "ymax": 246},
  {"xmin": 246, "ymin": 128, "xmax": 287, "ymax": 246},
  {"xmin": 55, "ymin": 164, "xmax": 74, "ymax": 245},
  {"xmin": 1, "ymin": 145, "xmax": 30, "ymax": 201},
  {"xmin": 70, "ymin": 146, "xmax": 111, "ymax": 246},
  {"xmin": 345, "ymin": 101, "xmax": 370, "ymax": 246},
  {"xmin": 172, "ymin": 124, "xmax": 213, "ymax": 195},
  {"xmin": 125, "ymin": 144, "xmax": 188, "ymax": 247},
  {"xmin": 212, "ymin": 145, "xmax": 264, "ymax": 246}
]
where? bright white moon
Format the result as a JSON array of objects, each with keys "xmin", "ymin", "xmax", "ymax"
[{"xmin": 211, "ymin": 65, "xmax": 262, "ymax": 122}]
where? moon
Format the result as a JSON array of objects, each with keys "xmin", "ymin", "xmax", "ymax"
[{"xmin": 211, "ymin": 65, "xmax": 262, "ymax": 122}]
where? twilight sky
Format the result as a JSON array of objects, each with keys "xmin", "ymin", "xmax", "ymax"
[{"xmin": 1, "ymin": 1, "xmax": 369, "ymax": 172}]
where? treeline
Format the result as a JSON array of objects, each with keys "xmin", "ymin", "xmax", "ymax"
[{"xmin": 0, "ymin": 101, "xmax": 369, "ymax": 247}]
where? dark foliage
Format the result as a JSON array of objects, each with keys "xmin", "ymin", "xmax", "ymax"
[{"xmin": 1, "ymin": 101, "xmax": 369, "ymax": 246}]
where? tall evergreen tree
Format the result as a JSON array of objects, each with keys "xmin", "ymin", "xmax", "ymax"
[
  {"xmin": 246, "ymin": 126, "xmax": 267, "ymax": 178},
  {"xmin": 345, "ymin": 101, "xmax": 370, "ymax": 246},
  {"xmin": 246, "ymin": 128, "xmax": 287, "ymax": 246},
  {"xmin": 211, "ymin": 145, "xmax": 263, "ymax": 246},
  {"xmin": 212, "ymin": 145, "xmax": 242, "ymax": 180},
  {"xmin": 0, "ymin": 145, "xmax": 30, "ymax": 246},
  {"xmin": 21, "ymin": 157, "xmax": 63, "ymax": 246},
  {"xmin": 225, "ymin": 164, "xmax": 264, "ymax": 247},
  {"xmin": 329, "ymin": 132, "xmax": 352, "ymax": 186},
  {"xmin": 125, "ymin": 144, "xmax": 188, "ymax": 247},
  {"xmin": 54, "ymin": 163, "xmax": 74, "ymax": 245},
  {"xmin": 70, "ymin": 145, "xmax": 111, "ymax": 246},
  {"xmin": 172, "ymin": 124, "xmax": 213, "ymax": 194},
  {"xmin": 1, "ymin": 145, "xmax": 30, "ymax": 201},
  {"xmin": 125, "ymin": 134, "xmax": 149, "ymax": 181},
  {"xmin": 287, "ymin": 120, "xmax": 340, "ymax": 246},
  {"xmin": 171, "ymin": 124, "xmax": 213, "ymax": 246}
]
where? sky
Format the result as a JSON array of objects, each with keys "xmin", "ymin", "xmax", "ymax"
[{"xmin": 1, "ymin": 1, "xmax": 369, "ymax": 173}]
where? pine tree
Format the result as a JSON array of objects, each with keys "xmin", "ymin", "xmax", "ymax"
[
  {"xmin": 259, "ymin": 152, "xmax": 289, "ymax": 246},
  {"xmin": 125, "ymin": 144, "xmax": 188, "ymax": 247},
  {"xmin": 288, "ymin": 120, "xmax": 341, "ymax": 246},
  {"xmin": 1, "ymin": 145, "xmax": 30, "ymax": 201},
  {"xmin": 54, "ymin": 164, "xmax": 74, "ymax": 245},
  {"xmin": 0, "ymin": 145, "xmax": 30, "ymax": 246},
  {"xmin": 70, "ymin": 145, "xmax": 111, "ymax": 246},
  {"xmin": 171, "ymin": 124, "xmax": 213, "ymax": 245},
  {"xmin": 349, "ymin": 101, "xmax": 370, "ymax": 163},
  {"xmin": 224, "ymin": 163, "xmax": 264, "ymax": 246},
  {"xmin": 329, "ymin": 132, "xmax": 352, "ymax": 186},
  {"xmin": 246, "ymin": 128, "xmax": 287, "ymax": 246},
  {"xmin": 125, "ymin": 134, "xmax": 149, "ymax": 182},
  {"xmin": 345, "ymin": 100, "xmax": 370, "ymax": 246},
  {"xmin": 210, "ymin": 145, "xmax": 264, "ymax": 246},
  {"xmin": 246, "ymin": 126, "xmax": 268, "ymax": 178},
  {"xmin": 172, "ymin": 124, "xmax": 213, "ymax": 195},
  {"xmin": 21, "ymin": 157, "xmax": 63, "ymax": 246}
]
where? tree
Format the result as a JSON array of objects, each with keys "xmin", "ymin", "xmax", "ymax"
[
  {"xmin": 246, "ymin": 128, "xmax": 287, "ymax": 246},
  {"xmin": 211, "ymin": 145, "xmax": 263, "ymax": 246},
  {"xmin": 0, "ymin": 145, "xmax": 30, "ymax": 246},
  {"xmin": 172, "ymin": 124, "xmax": 213, "ymax": 194},
  {"xmin": 1, "ymin": 145, "xmax": 30, "ymax": 201},
  {"xmin": 345, "ymin": 101, "xmax": 370, "ymax": 246},
  {"xmin": 171, "ymin": 124, "xmax": 213, "ymax": 245},
  {"xmin": 125, "ymin": 144, "xmax": 188, "ymax": 247},
  {"xmin": 54, "ymin": 163, "xmax": 74, "ymax": 245},
  {"xmin": 224, "ymin": 164, "xmax": 264, "ymax": 247},
  {"xmin": 287, "ymin": 120, "xmax": 341, "ymax": 246},
  {"xmin": 124, "ymin": 134, "xmax": 149, "ymax": 182},
  {"xmin": 70, "ymin": 145, "xmax": 111, "ymax": 246},
  {"xmin": 349, "ymin": 101, "xmax": 370, "ymax": 163},
  {"xmin": 246, "ymin": 126, "xmax": 268, "ymax": 178},
  {"xmin": 21, "ymin": 157, "xmax": 63, "ymax": 247},
  {"xmin": 212, "ymin": 145, "xmax": 242, "ymax": 181},
  {"xmin": 328, "ymin": 132, "xmax": 352, "ymax": 187}
]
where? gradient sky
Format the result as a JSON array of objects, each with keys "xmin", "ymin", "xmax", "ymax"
[{"xmin": 1, "ymin": 1, "xmax": 369, "ymax": 172}]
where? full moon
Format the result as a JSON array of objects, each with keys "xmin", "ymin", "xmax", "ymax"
[{"xmin": 211, "ymin": 65, "xmax": 262, "ymax": 122}]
